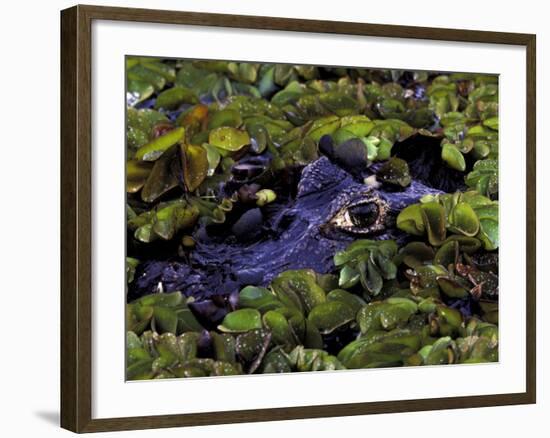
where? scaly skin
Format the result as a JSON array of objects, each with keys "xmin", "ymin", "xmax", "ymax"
[{"xmin": 129, "ymin": 157, "xmax": 442, "ymax": 302}]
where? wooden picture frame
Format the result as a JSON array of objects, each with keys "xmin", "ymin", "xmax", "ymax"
[{"xmin": 60, "ymin": 4, "xmax": 536, "ymax": 433}]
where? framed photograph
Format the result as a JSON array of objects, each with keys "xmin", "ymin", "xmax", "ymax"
[{"xmin": 60, "ymin": 4, "xmax": 536, "ymax": 433}]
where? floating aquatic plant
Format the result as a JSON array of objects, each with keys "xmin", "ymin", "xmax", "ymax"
[{"xmin": 125, "ymin": 58, "xmax": 499, "ymax": 379}]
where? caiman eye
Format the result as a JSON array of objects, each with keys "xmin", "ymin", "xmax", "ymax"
[
  {"xmin": 325, "ymin": 195, "xmax": 388, "ymax": 236},
  {"xmin": 348, "ymin": 203, "xmax": 379, "ymax": 228}
]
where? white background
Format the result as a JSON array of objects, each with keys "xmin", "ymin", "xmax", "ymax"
[{"xmin": 0, "ymin": 0, "xmax": 546, "ymax": 436}]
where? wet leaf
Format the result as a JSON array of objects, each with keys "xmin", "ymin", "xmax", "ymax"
[
  {"xmin": 140, "ymin": 146, "xmax": 179, "ymax": 202},
  {"xmin": 262, "ymin": 310, "xmax": 294, "ymax": 345},
  {"xmin": 377, "ymin": 157, "xmax": 411, "ymax": 187},
  {"xmin": 239, "ymin": 286, "xmax": 282, "ymax": 313},
  {"xmin": 209, "ymin": 127, "xmax": 251, "ymax": 151},
  {"xmin": 449, "ymin": 202, "xmax": 480, "ymax": 237},
  {"xmin": 181, "ymin": 143, "xmax": 208, "ymax": 192},
  {"xmin": 397, "ymin": 204, "xmax": 425, "ymax": 236},
  {"xmin": 420, "ymin": 202, "xmax": 447, "ymax": 246},
  {"xmin": 155, "ymin": 87, "xmax": 198, "ymax": 110},
  {"xmin": 135, "ymin": 127, "xmax": 185, "ymax": 161},
  {"xmin": 326, "ymin": 289, "xmax": 365, "ymax": 314},
  {"xmin": 126, "ymin": 160, "xmax": 153, "ymax": 193},
  {"xmin": 307, "ymin": 301, "xmax": 356, "ymax": 334},
  {"xmin": 271, "ymin": 269, "xmax": 327, "ymax": 314},
  {"xmin": 208, "ymin": 109, "xmax": 243, "ymax": 129},
  {"xmin": 442, "ymin": 143, "xmax": 466, "ymax": 171},
  {"xmin": 218, "ymin": 309, "xmax": 263, "ymax": 333}
]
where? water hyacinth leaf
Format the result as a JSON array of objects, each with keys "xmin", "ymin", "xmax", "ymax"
[
  {"xmin": 181, "ymin": 143, "xmax": 208, "ymax": 192},
  {"xmin": 127, "ymin": 79, "xmax": 154, "ymax": 106},
  {"xmin": 235, "ymin": 329, "xmax": 272, "ymax": 373},
  {"xmin": 127, "ymin": 359, "xmax": 155, "ymax": 380},
  {"xmin": 258, "ymin": 66, "xmax": 277, "ymax": 97},
  {"xmin": 436, "ymin": 305, "xmax": 463, "ymax": 329},
  {"xmin": 271, "ymin": 269, "xmax": 327, "ymax": 314},
  {"xmin": 307, "ymin": 116, "xmax": 340, "ymax": 142},
  {"xmin": 135, "ymin": 127, "xmax": 185, "ymax": 161},
  {"xmin": 138, "ymin": 290, "xmax": 183, "ymax": 307},
  {"xmin": 127, "ymin": 64, "xmax": 166, "ymax": 91},
  {"xmin": 465, "ymin": 159, "xmax": 498, "ymax": 198},
  {"xmin": 424, "ymin": 337, "xmax": 457, "ymax": 365},
  {"xmin": 338, "ymin": 329, "xmax": 421, "ymax": 369},
  {"xmin": 449, "ymin": 202, "xmax": 480, "ymax": 237},
  {"xmin": 437, "ymin": 276, "xmax": 469, "ymax": 298},
  {"xmin": 302, "ymin": 320, "xmax": 324, "ymax": 349},
  {"xmin": 246, "ymin": 124, "xmax": 268, "ymax": 154},
  {"xmin": 340, "ymin": 115, "xmax": 374, "ymax": 136},
  {"xmin": 396, "ymin": 204, "xmax": 425, "ymax": 236},
  {"xmin": 379, "ymin": 298, "xmax": 418, "ymax": 330},
  {"xmin": 338, "ymin": 265, "xmax": 360, "ymax": 289},
  {"xmin": 255, "ymin": 189, "xmax": 277, "ymax": 206},
  {"xmin": 260, "ymin": 348, "xmax": 293, "ymax": 374},
  {"xmin": 140, "ymin": 60, "xmax": 176, "ymax": 82},
  {"xmin": 442, "ymin": 235, "xmax": 481, "ymax": 254},
  {"xmin": 239, "ymin": 286, "xmax": 282, "ymax": 313},
  {"xmin": 175, "ymin": 332, "xmax": 200, "ymax": 362},
  {"xmin": 211, "ymin": 332, "xmax": 237, "ymax": 364},
  {"xmin": 319, "ymin": 91, "xmax": 359, "ymax": 116},
  {"xmin": 127, "ymin": 108, "xmax": 169, "ymax": 150},
  {"xmin": 287, "ymin": 311, "xmax": 306, "ymax": 342},
  {"xmin": 218, "ymin": 308, "xmax": 263, "ymax": 333},
  {"xmin": 288, "ymin": 346, "xmax": 345, "ymax": 372},
  {"xmin": 175, "ymin": 306, "xmax": 204, "ymax": 333},
  {"xmin": 332, "ymin": 128, "xmax": 357, "ymax": 147},
  {"xmin": 326, "ymin": 289, "xmax": 365, "ymax": 314},
  {"xmin": 127, "ymin": 303, "xmax": 154, "ymax": 334},
  {"xmin": 377, "ymin": 157, "xmax": 411, "ymax": 187},
  {"xmin": 196, "ymin": 144, "xmax": 220, "ymax": 177},
  {"xmin": 237, "ymin": 62, "xmax": 258, "ymax": 84},
  {"xmin": 441, "ymin": 143, "xmax": 466, "ymax": 171},
  {"xmin": 374, "ymin": 250, "xmax": 397, "ymax": 279},
  {"xmin": 126, "ymin": 257, "xmax": 139, "ymax": 284},
  {"xmin": 307, "ymin": 301, "xmax": 356, "ymax": 334},
  {"xmin": 375, "ymin": 137, "xmax": 394, "ymax": 161},
  {"xmin": 420, "ymin": 202, "xmax": 447, "ymax": 246},
  {"xmin": 209, "ymin": 127, "xmax": 251, "ymax": 152},
  {"xmin": 262, "ymin": 310, "xmax": 294, "ymax": 345},
  {"xmin": 152, "ymin": 201, "xmax": 200, "ymax": 240},
  {"xmin": 207, "ymin": 109, "xmax": 243, "ymax": 129},
  {"xmin": 154, "ymin": 86, "xmax": 198, "ymax": 110},
  {"xmin": 126, "ymin": 160, "xmax": 153, "ymax": 193},
  {"xmin": 358, "ymin": 258, "xmax": 383, "ymax": 295},
  {"xmin": 177, "ymin": 104, "xmax": 208, "ymax": 132},
  {"xmin": 152, "ymin": 307, "xmax": 178, "ymax": 334},
  {"xmin": 483, "ymin": 117, "xmax": 499, "ymax": 131},
  {"xmin": 478, "ymin": 218, "xmax": 499, "ymax": 250},
  {"xmin": 395, "ymin": 242, "xmax": 434, "ymax": 268},
  {"xmin": 140, "ymin": 146, "xmax": 179, "ymax": 202},
  {"xmin": 434, "ymin": 240, "xmax": 458, "ymax": 267}
]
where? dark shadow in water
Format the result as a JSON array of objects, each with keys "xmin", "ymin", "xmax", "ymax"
[{"xmin": 34, "ymin": 410, "xmax": 59, "ymax": 427}]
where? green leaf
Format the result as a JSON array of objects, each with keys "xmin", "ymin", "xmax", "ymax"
[
  {"xmin": 154, "ymin": 87, "xmax": 198, "ymax": 110},
  {"xmin": 449, "ymin": 202, "xmax": 480, "ymax": 236},
  {"xmin": 441, "ymin": 143, "xmax": 466, "ymax": 171},
  {"xmin": 208, "ymin": 127, "xmax": 251, "ymax": 151},
  {"xmin": 307, "ymin": 301, "xmax": 356, "ymax": 334},
  {"xmin": 218, "ymin": 309, "xmax": 263, "ymax": 333},
  {"xmin": 181, "ymin": 144, "xmax": 208, "ymax": 192},
  {"xmin": 135, "ymin": 127, "xmax": 185, "ymax": 161}
]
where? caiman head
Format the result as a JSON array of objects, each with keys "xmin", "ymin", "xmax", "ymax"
[{"xmin": 129, "ymin": 156, "xmax": 442, "ymax": 303}]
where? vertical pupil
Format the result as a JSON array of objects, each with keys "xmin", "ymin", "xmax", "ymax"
[{"xmin": 349, "ymin": 203, "xmax": 379, "ymax": 227}]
